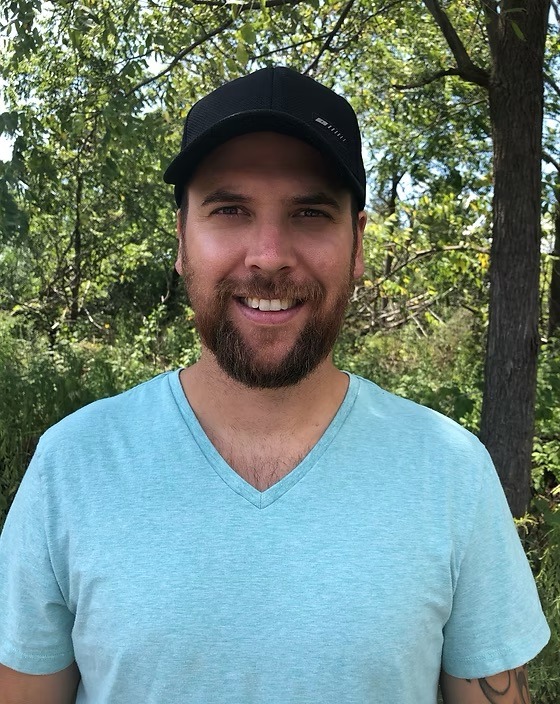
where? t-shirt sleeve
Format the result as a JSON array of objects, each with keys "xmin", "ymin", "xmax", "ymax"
[
  {"xmin": 0, "ymin": 447, "xmax": 75, "ymax": 674},
  {"xmin": 442, "ymin": 452, "xmax": 551, "ymax": 678}
]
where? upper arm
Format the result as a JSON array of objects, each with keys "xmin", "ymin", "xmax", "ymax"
[
  {"xmin": 0, "ymin": 661, "xmax": 80, "ymax": 704},
  {"xmin": 440, "ymin": 665, "xmax": 531, "ymax": 704},
  {"xmin": 441, "ymin": 457, "xmax": 549, "ymax": 679}
]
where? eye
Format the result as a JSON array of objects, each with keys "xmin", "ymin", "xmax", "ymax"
[
  {"xmin": 297, "ymin": 208, "xmax": 328, "ymax": 218},
  {"xmin": 212, "ymin": 206, "xmax": 244, "ymax": 216}
]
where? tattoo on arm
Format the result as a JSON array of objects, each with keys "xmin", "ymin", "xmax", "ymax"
[{"xmin": 465, "ymin": 666, "xmax": 531, "ymax": 704}]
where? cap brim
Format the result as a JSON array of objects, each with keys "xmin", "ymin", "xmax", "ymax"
[{"xmin": 163, "ymin": 111, "xmax": 364, "ymax": 209}]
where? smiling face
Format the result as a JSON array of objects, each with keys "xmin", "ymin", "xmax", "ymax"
[{"xmin": 176, "ymin": 132, "xmax": 366, "ymax": 388}]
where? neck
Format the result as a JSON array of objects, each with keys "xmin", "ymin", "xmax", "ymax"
[{"xmin": 180, "ymin": 351, "xmax": 349, "ymax": 436}]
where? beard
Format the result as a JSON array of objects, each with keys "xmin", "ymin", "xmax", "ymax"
[{"xmin": 183, "ymin": 265, "xmax": 354, "ymax": 389}]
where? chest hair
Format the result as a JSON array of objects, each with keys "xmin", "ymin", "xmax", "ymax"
[{"xmin": 211, "ymin": 433, "xmax": 313, "ymax": 491}]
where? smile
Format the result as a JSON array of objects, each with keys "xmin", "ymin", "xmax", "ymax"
[{"xmin": 241, "ymin": 298, "xmax": 298, "ymax": 311}]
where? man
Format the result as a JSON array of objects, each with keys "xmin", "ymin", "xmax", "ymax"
[{"xmin": 0, "ymin": 67, "xmax": 550, "ymax": 703}]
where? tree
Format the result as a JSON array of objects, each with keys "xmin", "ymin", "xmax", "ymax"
[
  {"xmin": 1, "ymin": 0, "xmax": 558, "ymax": 516},
  {"xmin": 390, "ymin": 0, "xmax": 551, "ymax": 516}
]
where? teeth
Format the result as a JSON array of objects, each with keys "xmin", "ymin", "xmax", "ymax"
[{"xmin": 242, "ymin": 298, "xmax": 296, "ymax": 311}]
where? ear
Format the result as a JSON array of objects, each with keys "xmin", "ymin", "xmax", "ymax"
[
  {"xmin": 175, "ymin": 208, "xmax": 185, "ymax": 276},
  {"xmin": 353, "ymin": 210, "xmax": 367, "ymax": 279}
]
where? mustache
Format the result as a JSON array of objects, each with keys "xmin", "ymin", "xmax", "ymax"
[{"xmin": 215, "ymin": 274, "xmax": 325, "ymax": 302}]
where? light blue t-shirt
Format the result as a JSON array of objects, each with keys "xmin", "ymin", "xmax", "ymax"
[{"xmin": 0, "ymin": 371, "xmax": 550, "ymax": 703}]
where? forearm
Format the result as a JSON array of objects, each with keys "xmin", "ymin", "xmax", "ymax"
[
  {"xmin": 0, "ymin": 662, "xmax": 80, "ymax": 704},
  {"xmin": 440, "ymin": 665, "xmax": 531, "ymax": 704}
]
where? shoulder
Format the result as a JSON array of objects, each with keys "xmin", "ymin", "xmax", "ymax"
[
  {"xmin": 348, "ymin": 373, "xmax": 489, "ymax": 465},
  {"xmin": 345, "ymin": 373, "xmax": 497, "ymax": 539},
  {"xmin": 36, "ymin": 370, "xmax": 179, "ymax": 462}
]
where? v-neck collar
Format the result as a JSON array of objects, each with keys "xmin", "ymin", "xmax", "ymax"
[{"xmin": 168, "ymin": 369, "xmax": 359, "ymax": 509}]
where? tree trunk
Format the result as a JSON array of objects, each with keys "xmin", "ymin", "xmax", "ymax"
[
  {"xmin": 548, "ymin": 177, "xmax": 560, "ymax": 338},
  {"xmin": 479, "ymin": 0, "xmax": 550, "ymax": 517}
]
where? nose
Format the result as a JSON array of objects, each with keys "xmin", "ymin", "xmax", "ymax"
[{"xmin": 244, "ymin": 218, "xmax": 297, "ymax": 274}]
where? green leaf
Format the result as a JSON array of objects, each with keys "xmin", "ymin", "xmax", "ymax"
[
  {"xmin": 0, "ymin": 112, "xmax": 18, "ymax": 135},
  {"xmin": 510, "ymin": 20, "xmax": 526, "ymax": 41},
  {"xmin": 121, "ymin": 62, "xmax": 137, "ymax": 78},
  {"xmin": 240, "ymin": 23, "xmax": 256, "ymax": 45},
  {"xmin": 236, "ymin": 41, "xmax": 248, "ymax": 66}
]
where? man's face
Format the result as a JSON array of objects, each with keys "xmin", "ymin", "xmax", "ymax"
[{"xmin": 175, "ymin": 131, "xmax": 366, "ymax": 388}]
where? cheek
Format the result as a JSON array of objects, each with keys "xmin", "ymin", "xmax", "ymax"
[
  {"xmin": 186, "ymin": 229, "xmax": 246, "ymax": 271},
  {"xmin": 312, "ymin": 249, "xmax": 353, "ymax": 282}
]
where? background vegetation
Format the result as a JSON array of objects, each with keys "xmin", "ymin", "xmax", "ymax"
[{"xmin": 1, "ymin": 0, "xmax": 559, "ymax": 699}]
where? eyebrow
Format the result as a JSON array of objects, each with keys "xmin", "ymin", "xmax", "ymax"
[
  {"xmin": 200, "ymin": 189, "xmax": 343, "ymax": 212},
  {"xmin": 201, "ymin": 189, "xmax": 250, "ymax": 206},
  {"xmin": 290, "ymin": 192, "xmax": 342, "ymax": 212}
]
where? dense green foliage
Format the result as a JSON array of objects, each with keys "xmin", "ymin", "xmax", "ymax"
[{"xmin": 1, "ymin": 0, "xmax": 559, "ymax": 698}]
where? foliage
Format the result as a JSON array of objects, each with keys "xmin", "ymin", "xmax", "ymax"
[
  {"xmin": 0, "ymin": 305, "xmax": 199, "ymax": 530},
  {"xmin": 533, "ymin": 338, "xmax": 560, "ymax": 496},
  {"xmin": 519, "ymin": 502, "xmax": 560, "ymax": 704},
  {"xmin": 1, "ymin": 0, "xmax": 559, "ymax": 698},
  {"xmin": 337, "ymin": 307, "xmax": 484, "ymax": 429}
]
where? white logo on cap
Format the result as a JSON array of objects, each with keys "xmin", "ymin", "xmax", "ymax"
[{"xmin": 315, "ymin": 117, "xmax": 347, "ymax": 143}]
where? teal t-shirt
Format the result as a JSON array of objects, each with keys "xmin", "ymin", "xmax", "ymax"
[{"xmin": 0, "ymin": 371, "xmax": 550, "ymax": 703}]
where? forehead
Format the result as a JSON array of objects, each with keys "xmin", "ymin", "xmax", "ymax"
[{"xmin": 188, "ymin": 132, "xmax": 349, "ymax": 199}]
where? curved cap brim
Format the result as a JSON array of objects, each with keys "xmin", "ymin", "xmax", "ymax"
[{"xmin": 163, "ymin": 111, "xmax": 365, "ymax": 209}]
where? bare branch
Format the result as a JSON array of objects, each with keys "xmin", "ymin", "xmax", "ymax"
[
  {"xmin": 192, "ymin": 0, "xmax": 306, "ymax": 8},
  {"xmin": 551, "ymin": 0, "xmax": 560, "ymax": 25},
  {"xmin": 83, "ymin": 307, "xmax": 105, "ymax": 332},
  {"xmin": 543, "ymin": 151, "xmax": 560, "ymax": 173},
  {"xmin": 307, "ymin": 0, "xmax": 405, "ymax": 59},
  {"xmin": 545, "ymin": 72, "xmax": 560, "ymax": 98},
  {"xmin": 394, "ymin": 68, "xmax": 461, "ymax": 90},
  {"xmin": 376, "ymin": 244, "xmax": 489, "ymax": 284},
  {"xmin": 480, "ymin": 0, "xmax": 499, "ymax": 55},
  {"xmin": 351, "ymin": 287, "xmax": 458, "ymax": 333},
  {"xmin": 253, "ymin": 33, "xmax": 329, "ymax": 60},
  {"xmin": 304, "ymin": 0, "xmax": 356, "ymax": 74},
  {"xmin": 123, "ymin": 18, "xmax": 235, "ymax": 98},
  {"xmin": 423, "ymin": 0, "xmax": 489, "ymax": 87},
  {"xmin": 423, "ymin": 0, "xmax": 471, "ymax": 67}
]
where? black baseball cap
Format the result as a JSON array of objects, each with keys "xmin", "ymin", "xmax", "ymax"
[{"xmin": 163, "ymin": 66, "xmax": 366, "ymax": 209}]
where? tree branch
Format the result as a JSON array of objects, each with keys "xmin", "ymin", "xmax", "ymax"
[
  {"xmin": 123, "ymin": 0, "xmax": 312, "ymax": 97},
  {"xmin": 123, "ymin": 18, "xmax": 235, "ymax": 98},
  {"xmin": 352, "ymin": 287, "xmax": 457, "ymax": 333},
  {"xmin": 480, "ymin": 0, "xmax": 499, "ymax": 56},
  {"xmin": 394, "ymin": 68, "xmax": 461, "ymax": 90},
  {"xmin": 252, "ymin": 33, "xmax": 329, "ymax": 60},
  {"xmin": 192, "ymin": 0, "xmax": 306, "ymax": 8},
  {"xmin": 376, "ymin": 244, "xmax": 489, "ymax": 283},
  {"xmin": 423, "ymin": 0, "xmax": 490, "ymax": 87},
  {"xmin": 304, "ymin": 0, "xmax": 356, "ymax": 74},
  {"xmin": 551, "ymin": 0, "xmax": 560, "ymax": 24},
  {"xmin": 545, "ymin": 72, "xmax": 560, "ymax": 98},
  {"xmin": 543, "ymin": 151, "xmax": 560, "ymax": 173}
]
